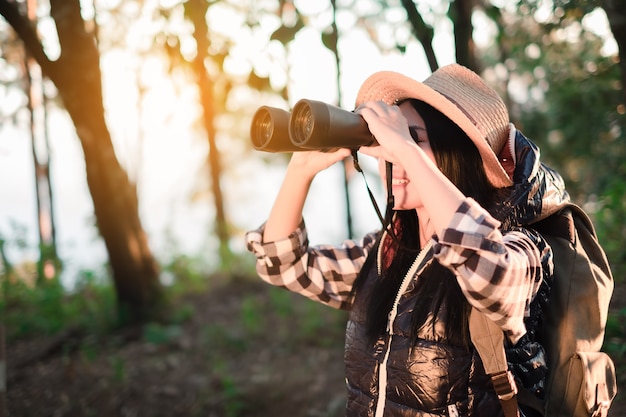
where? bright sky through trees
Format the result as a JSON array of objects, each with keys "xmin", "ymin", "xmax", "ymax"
[{"xmin": 0, "ymin": 1, "xmax": 617, "ymax": 288}]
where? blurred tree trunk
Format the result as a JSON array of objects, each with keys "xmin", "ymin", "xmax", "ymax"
[
  {"xmin": 24, "ymin": 56, "xmax": 59, "ymax": 283},
  {"xmin": 398, "ymin": 0, "xmax": 480, "ymax": 73},
  {"xmin": 602, "ymin": 0, "xmax": 626, "ymax": 104},
  {"xmin": 185, "ymin": 0, "xmax": 231, "ymax": 264},
  {"xmin": 324, "ymin": 0, "xmax": 354, "ymax": 238},
  {"xmin": 400, "ymin": 0, "xmax": 439, "ymax": 72},
  {"xmin": 0, "ymin": 0, "xmax": 163, "ymax": 323},
  {"xmin": 448, "ymin": 0, "xmax": 479, "ymax": 72}
]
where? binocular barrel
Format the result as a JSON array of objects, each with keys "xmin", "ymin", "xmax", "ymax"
[
  {"xmin": 250, "ymin": 99, "xmax": 374, "ymax": 152},
  {"xmin": 250, "ymin": 106, "xmax": 301, "ymax": 152}
]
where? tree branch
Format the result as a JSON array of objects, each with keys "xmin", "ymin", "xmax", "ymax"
[
  {"xmin": 449, "ymin": 0, "xmax": 479, "ymax": 72},
  {"xmin": 399, "ymin": 0, "xmax": 438, "ymax": 72},
  {"xmin": 0, "ymin": 0, "xmax": 55, "ymax": 77},
  {"xmin": 602, "ymin": 0, "xmax": 626, "ymax": 104}
]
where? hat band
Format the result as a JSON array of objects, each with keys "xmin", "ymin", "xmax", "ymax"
[{"xmin": 435, "ymin": 90, "xmax": 480, "ymax": 131}]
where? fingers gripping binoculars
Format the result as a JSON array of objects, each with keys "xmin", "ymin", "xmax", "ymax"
[{"xmin": 250, "ymin": 99, "xmax": 375, "ymax": 152}]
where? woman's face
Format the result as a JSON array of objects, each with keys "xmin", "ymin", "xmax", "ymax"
[{"xmin": 377, "ymin": 101, "xmax": 436, "ymax": 210}]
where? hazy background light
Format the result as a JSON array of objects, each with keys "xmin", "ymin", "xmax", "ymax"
[{"xmin": 0, "ymin": 2, "xmax": 617, "ymax": 288}]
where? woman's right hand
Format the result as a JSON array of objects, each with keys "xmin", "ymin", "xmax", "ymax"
[
  {"xmin": 264, "ymin": 148, "xmax": 351, "ymax": 243},
  {"xmin": 287, "ymin": 148, "xmax": 352, "ymax": 181}
]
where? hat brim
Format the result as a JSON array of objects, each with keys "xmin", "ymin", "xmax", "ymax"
[{"xmin": 355, "ymin": 71, "xmax": 513, "ymax": 188}]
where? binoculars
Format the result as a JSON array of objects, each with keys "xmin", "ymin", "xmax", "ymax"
[{"xmin": 250, "ymin": 99, "xmax": 375, "ymax": 152}]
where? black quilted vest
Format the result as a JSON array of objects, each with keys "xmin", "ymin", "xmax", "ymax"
[{"xmin": 344, "ymin": 250, "xmax": 504, "ymax": 417}]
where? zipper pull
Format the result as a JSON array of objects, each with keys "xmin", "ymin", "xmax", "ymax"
[{"xmin": 447, "ymin": 404, "xmax": 460, "ymax": 417}]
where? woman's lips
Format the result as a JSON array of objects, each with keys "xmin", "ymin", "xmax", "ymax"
[{"xmin": 391, "ymin": 178, "xmax": 409, "ymax": 185}]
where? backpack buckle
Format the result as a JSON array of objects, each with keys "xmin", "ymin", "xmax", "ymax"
[{"xmin": 491, "ymin": 370, "xmax": 518, "ymax": 401}]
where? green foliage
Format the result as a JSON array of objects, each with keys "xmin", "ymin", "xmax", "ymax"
[
  {"xmin": 194, "ymin": 284, "xmax": 346, "ymax": 416},
  {"xmin": 595, "ymin": 171, "xmax": 626, "ymax": 281},
  {"xmin": 604, "ymin": 308, "xmax": 626, "ymax": 386},
  {"xmin": 197, "ymin": 285, "xmax": 347, "ymax": 357},
  {"xmin": 520, "ymin": 0, "xmax": 600, "ymax": 18},
  {"xmin": 270, "ymin": 15, "xmax": 305, "ymax": 45},
  {"xmin": 201, "ymin": 323, "xmax": 247, "ymax": 354},
  {"xmin": 265, "ymin": 287, "xmax": 347, "ymax": 346},
  {"xmin": 161, "ymin": 250, "xmax": 257, "ymax": 298},
  {"xmin": 481, "ymin": 6, "xmax": 626, "ymax": 281},
  {"xmin": 161, "ymin": 252, "xmax": 211, "ymax": 295},
  {"xmin": 217, "ymin": 249, "xmax": 259, "ymax": 280},
  {"xmin": 240, "ymin": 295, "xmax": 264, "ymax": 334},
  {"xmin": 204, "ymin": 359, "xmax": 250, "ymax": 417},
  {"xmin": 1, "ymin": 271, "xmax": 117, "ymax": 342},
  {"xmin": 170, "ymin": 301, "xmax": 195, "ymax": 324},
  {"xmin": 247, "ymin": 71, "xmax": 273, "ymax": 92},
  {"xmin": 79, "ymin": 334, "xmax": 100, "ymax": 363},
  {"xmin": 143, "ymin": 322, "xmax": 183, "ymax": 345},
  {"xmin": 108, "ymin": 355, "xmax": 127, "ymax": 382},
  {"xmin": 220, "ymin": 375, "xmax": 248, "ymax": 417},
  {"xmin": 268, "ymin": 285, "xmax": 296, "ymax": 317},
  {"xmin": 605, "ymin": 308, "xmax": 626, "ymax": 343}
]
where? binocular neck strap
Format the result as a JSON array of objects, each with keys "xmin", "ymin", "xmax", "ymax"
[{"xmin": 351, "ymin": 150, "xmax": 395, "ymax": 232}]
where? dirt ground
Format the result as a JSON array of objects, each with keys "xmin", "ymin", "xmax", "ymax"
[
  {"xmin": 6, "ymin": 279, "xmax": 348, "ymax": 417},
  {"xmin": 5, "ymin": 278, "xmax": 626, "ymax": 417}
]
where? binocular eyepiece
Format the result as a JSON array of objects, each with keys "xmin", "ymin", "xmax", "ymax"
[{"xmin": 250, "ymin": 99, "xmax": 375, "ymax": 152}]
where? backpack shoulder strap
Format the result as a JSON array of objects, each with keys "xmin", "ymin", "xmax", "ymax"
[
  {"xmin": 531, "ymin": 205, "xmax": 576, "ymax": 243},
  {"xmin": 469, "ymin": 308, "xmax": 520, "ymax": 417}
]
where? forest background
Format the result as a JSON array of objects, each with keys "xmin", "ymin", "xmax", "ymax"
[{"xmin": 1, "ymin": 0, "xmax": 626, "ymax": 416}]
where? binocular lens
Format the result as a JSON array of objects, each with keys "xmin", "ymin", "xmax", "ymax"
[
  {"xmin": 250, "ymin": 106, "xmax": 294, "ymax": 152},
  {"xmin": 290, "ymin": 103, "xmax": 315, "ymax": 145},
  {"xmin": 251, "ymin": 108, "xmax": 273, "ymax": 148}
]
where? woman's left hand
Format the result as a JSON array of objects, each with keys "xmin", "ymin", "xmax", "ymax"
[{"xmin": 355, "ymin": 101, "xmax": 415, "ymax": 165}]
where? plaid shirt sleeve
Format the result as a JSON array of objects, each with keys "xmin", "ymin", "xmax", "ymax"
[
  {"xmin": 245, "ymin": 221, "xmax": 379, "ymax": 310},
  {"xmin": 434, "ymin": 198, "xmax": 553, "ymax": 344}
]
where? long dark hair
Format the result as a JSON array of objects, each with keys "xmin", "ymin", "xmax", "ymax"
[{"xmin": 351, "ymin": 99, "xmax": 502, "ymax": 349}]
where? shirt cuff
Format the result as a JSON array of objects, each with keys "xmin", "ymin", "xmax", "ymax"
[{"xmin": 245, "ymin": 221, "xmax": 308, "ymax": 267}]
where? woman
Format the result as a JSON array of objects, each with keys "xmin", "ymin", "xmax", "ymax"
[{"xmin": 246, "ymin": 64, "xmax": 569, "ymax": 416}]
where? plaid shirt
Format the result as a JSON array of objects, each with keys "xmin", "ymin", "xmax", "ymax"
[{"xmin": 246, "ymin": 198, "xmax": 552, "ymax": 343}]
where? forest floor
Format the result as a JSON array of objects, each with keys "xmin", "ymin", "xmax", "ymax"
[{"xmin": 6, "ymin": 276, "xmax": 626, "ymax": 417}]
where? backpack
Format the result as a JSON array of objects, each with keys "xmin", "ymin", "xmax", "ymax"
[{"xmin": 470, "ymin": 203, "xmax": 617, "ymax": 417}]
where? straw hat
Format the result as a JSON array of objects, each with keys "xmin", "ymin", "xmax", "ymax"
[{"xmin": 355, "ymin": 64, "xmax": 514, "ymax": 188}]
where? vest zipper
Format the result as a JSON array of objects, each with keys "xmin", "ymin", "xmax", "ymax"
[{"xmin": 374, "ymin": 238, "xmax": 434, "ymax": 417}]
